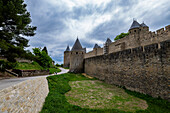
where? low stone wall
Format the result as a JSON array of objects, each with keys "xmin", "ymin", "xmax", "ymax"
[
  {"xmin": 12, "ymin": 69, "xmax": 49, "ymax": 77},
  {"xmin": 0, "ymin": 77, "xmax": 49, "ymax": 113},
  {"xmin": 85, "ymin": 40, "xmax": 170, "ymax": 101}
]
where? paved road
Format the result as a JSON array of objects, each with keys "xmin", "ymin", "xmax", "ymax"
[{"xmin": 0, "ymin": 68, "xmax": 69, "ymax": 90}]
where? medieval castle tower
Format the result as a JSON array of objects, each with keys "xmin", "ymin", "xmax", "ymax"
[
  {"xmin": 64, "ymin": 38, "xmax": 86, "ymax": 73},
  {"xmin": 64, "ymin": 19, "xmax": 170, "ymax": 74}
]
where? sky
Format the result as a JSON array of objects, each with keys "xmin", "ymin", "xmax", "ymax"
[{"xmin": 24, "ymin": 0, "xmax": 170, "ymax": 64}]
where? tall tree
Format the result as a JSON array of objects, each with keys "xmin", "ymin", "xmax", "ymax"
[
  {"xmin": 42, "ymin": 46, "xmax": 48, "ymax": 55},
  {"xmin": 33, "ymin": 48, "xmax": 52, "ymax": 68},
  {"xmin": 0, "ymin": 0, "xmax": 36, "ymax": 62}
]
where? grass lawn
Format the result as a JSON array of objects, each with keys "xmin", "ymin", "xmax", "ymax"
[
  {"xmin": 41, "ymin": 73, "xmax": 170, "ymax": 113},
  {"xmin": 14, "ymin": 62, "xmax": 44, "ymax": 70},
  {"xmin": 14, "ymin": 62, "xmax": 61, "ymax": 74}
]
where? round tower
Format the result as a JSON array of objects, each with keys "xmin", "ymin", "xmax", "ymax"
[
  {"xmin": 69, "ymin": 38, "xmax": 85, "ymax": 73},
  {"xmin": 64, "ymin": 45, "xmax": 70, "ymax": 68},
  {"xmin": 129, "ymin": 20, "xmax": 141, "ymax": 34},
  {"xmin": 140, "ymin": 22, "xmax": 149, "ymax": 33}
]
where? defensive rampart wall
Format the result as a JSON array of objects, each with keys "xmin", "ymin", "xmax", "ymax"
[
  {"xmin": 85, "ymin": 25, "xmax": 170, "ymax": 58},
  {"xmin": 85, "ymin": 40, "xmax": 170, "ymax": 101}
]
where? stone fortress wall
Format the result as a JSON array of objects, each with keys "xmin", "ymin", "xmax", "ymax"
[
  {"xmin": 0, "ymin": 77, "xmax": 49, "ymax": 113},
  {"xmin": 84, "ymin": 24, "xmax": 170, "ymax": 101},
  {"xmin": 84, "ymin": 48, "xmax": 103, "ymax": 58},
  {"xmin": 64, "ymin": 21, "xmax": 170, "ymax": 101},
  {"xmin": 85, "ymin": 25, "xmax": 170, "ymax": 58},
  {"xmin": 85, "ymin": 40, "xmax": 170, "ymax": 101}
]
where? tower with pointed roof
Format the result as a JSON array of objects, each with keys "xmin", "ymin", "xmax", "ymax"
[
  {"xmin": 104, "ymin": 38, "xmax": 112, "ymax": 54},
  {"xmin": 129, "ymin": 19, "xmax": 149, "ymax": 34},
  {"xmin": 128, "ymin": 19, "xmax": 149, "ymax": 46},
  {"xmin": 64, "ymin": 45, "xmax": 70, "ymax": 68},
  {"xmin": 69, "ymin": 37, "xmax": 86, "ymax": 73}
]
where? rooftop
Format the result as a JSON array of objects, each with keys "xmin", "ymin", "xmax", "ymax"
[{"xmin": 71, "ymin": 38, "xmax": 84, "ymax": 51}]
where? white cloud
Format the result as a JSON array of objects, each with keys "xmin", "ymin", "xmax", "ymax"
[{"xmin": 24, "ymin": 0, "xmax": 170, "ymax": 64}]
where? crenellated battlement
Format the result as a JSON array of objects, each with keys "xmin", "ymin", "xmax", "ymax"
[{"xmin": 85, "ymin": 24, "xmax": 170, "ymax": 59}]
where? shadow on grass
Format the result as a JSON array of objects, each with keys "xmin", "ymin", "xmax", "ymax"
[{"xmin": 40, "ymin": 73, "xmax": 170, "ymax": 113}]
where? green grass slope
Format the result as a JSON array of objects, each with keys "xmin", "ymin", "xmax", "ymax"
[
  {"xmin": 14, "ymin": 62, "xmax": 44, "ymax": 70},
  {"xmin": 40, "ymin": 73, "xmax": 170, "ymax": 113}
]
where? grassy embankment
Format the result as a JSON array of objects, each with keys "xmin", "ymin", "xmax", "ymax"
[
  {"xmin": 41, "ymin": 73, "xmax": 170, "ymax": 113},
  {"xmin": 14, "ymin": 62, "xmax": 61, "ymax": 74}
]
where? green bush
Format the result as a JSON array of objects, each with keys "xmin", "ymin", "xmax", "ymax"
[
  {"xmin": 114, "ymin": 32, "xmax": 129, "ymax": 41},
  {"xmin": 0, "ymin": 60, "xmax": 17, "ymax": 71},
  {"xmin": 33, "ymin": 48, "xmax": 52, "ymax": 68},
  {"xmin": 49, "ymin": 67, "xmax": 61, "ymax": 74}
]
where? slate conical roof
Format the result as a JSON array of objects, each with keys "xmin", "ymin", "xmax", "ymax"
[
  {"xmin": 71, "ymin": 38, "xmax": 83, "ymax": 51},
  {"xmin": 141, "ymin": 22, "xmax": 148, "ymax": 27},
  {"xmin": 65, "ymin": 45, "xmax": 70, "ymax": 51},
  {"xmin": 106, "ymin": 38, "xmax": 112, "ymax": 44},
  {"xmin": 93, "ymin": 44, "xmax": 99, "ymax": 49},
  {"xmin": 129, "ymin": 20, "xmax": 141, "ymax": 30}
]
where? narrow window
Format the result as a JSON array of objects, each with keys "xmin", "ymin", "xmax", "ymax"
[
  {"xmin": 76, "ymin": 52, "xmax": 78, "ymax": 54},
  {"xmin": 134, "ymin": 30, "xmax": 136, "ymax": 32}
]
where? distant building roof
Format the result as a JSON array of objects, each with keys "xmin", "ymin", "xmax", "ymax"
[
  {"xmin": 65, "ymin": 45, "xmax": 70, "ymax": 51},
  {"xmin": 105, "ymin": 38, "xmax": 112, "ymax": 44},
  {"xmin": 140, "ymin": 22, "xmax": 148, "ymax": 27},
  {"xmin": 93, "ymin": 44, "xmax": 101, "ymax": 49},
  {"xmin": 71, "ymin": 38, "xmax": 84, "ymax": 51},
  {"xmin": 129, "ymin": 20, "xmax": 141, "ymax": 30}
]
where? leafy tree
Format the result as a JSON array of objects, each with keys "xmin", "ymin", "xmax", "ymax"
[
  {"xmin": 33, "ymin": 48, "xmax": 52, "ymax": 68},
  {"xmin": 114, "ymin": 33, "xmax": 129, "ymax": 41},
  {"xmin": 42, "ymin": 46, "xmax": 48, "ymax": 55},
  {"xmin": 0, "ymin": 0, "xmax": 36, "ymax": 62}
]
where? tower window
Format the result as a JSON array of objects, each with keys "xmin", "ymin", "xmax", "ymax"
[
  {"xmin": 134, "ymin": 30, "xmax": 136, "ymax": 32},
  {"xmin": 76, "ymin": 52, "xmax": 78, "ymax": 54}
]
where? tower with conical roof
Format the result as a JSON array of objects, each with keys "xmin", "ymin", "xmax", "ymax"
[
  {"xmin": 128, "ymin": 19, "xmax": 149, "ymax": 46},
  {"xmin": 69, "ymin": 37, "xmax": 86, "ymax": 73},
  {"xmin": 64, "ymin": 45, "xmax": 70, "ymax": 68},
  {"xmin": 129, "ymin": 19, "xmax": 149, "ymax": 34},
  {"xmin": 104, "ymin": 38, "xmax": 112, "ymax": 54}
]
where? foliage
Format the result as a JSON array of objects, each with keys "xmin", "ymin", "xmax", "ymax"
[
  {"xmin": 0, "ymin": 0, "xmax": 36, "ymax": 62},
  {"xmin": 114, "ymin": 33, "xmax": 129, "ymax": 41},
  {"xmin": 42, "ymin": 46, "xmax": 48, "ymax": 55},
  {"xmin": 14, "ymin": 61, "xmax": 44, "ymax": 70},
  {"xmin": 33, "ymin": 48, "xmax": 52, "ymax": 68},
  {"xmin": 55, "ymin": 63, "xmax": 60, "ymax": 67},
  {"xmin": 49, "ymin": 67, "xmax": 61, "ymax": 74},
  {"xmin": 0, "ymin": 60, "xmax": 16, "ymax": 71},
  {"xmin": 60, "ymin": 64, "xmax": 63, "ymax": 67},
  {"xmin": 41, "ymin": 73, "xmax": 170, "ymax": 113}
]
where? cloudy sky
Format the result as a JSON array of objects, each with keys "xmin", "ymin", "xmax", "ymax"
[{"xmin": 24, "ymin": 0, "xmax": 170, "ymax": 64}]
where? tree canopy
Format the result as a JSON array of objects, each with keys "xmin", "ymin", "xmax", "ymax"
[
  {"xmin": 42, "ymin": 46, "xmax": 48, "ymax": 55},
  {"xmin": 0, "ymin": 0, "xmax": 36, "ymax": 62},
  {"xmin": 33, "ymin": 48, "xmax": 52, "ymax": 68},
  {"xmin": 114, "ymin": 33, "xmax": 129, "ymax": 41}
]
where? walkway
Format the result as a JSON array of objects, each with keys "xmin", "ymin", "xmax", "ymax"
[{"xmin": 0, "ymin": 67, "xmax": 69, "ymax": 90}]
